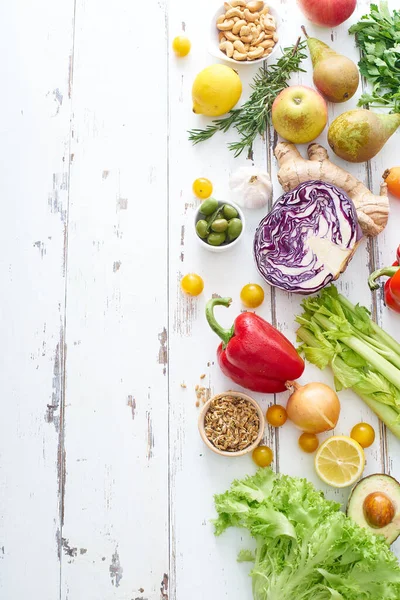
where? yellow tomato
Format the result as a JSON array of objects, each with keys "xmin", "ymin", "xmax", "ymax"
[
  {"xmin": 266, "ymin": 405, "xmax": 287, "ymax": 428},
  {"xmin": 172, "ymin": 36, "xmax": 191, "ymax": 57},
  {"xmin": 240, "ymin": 284, "xmax": 265, "ymax": 308},
  {"xmin": 252, "ymin": 445, "xmax": 273, "ymax": 467},
  {"xmin": 299, "ymin": 432, "xmax": 319, "ymax": 453},
  {"xmin": 350, "ymin": 422, "xmax": 375, "ymax": 449},
  {"xmin": 193, "ymin": 178, "xmax": 213, "ymax": 199},
  {"xmin": 180, "ymin": 273, "xmax": 204, "ymax": 296}
]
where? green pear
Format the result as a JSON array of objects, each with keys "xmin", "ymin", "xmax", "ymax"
[
  {"xmin": 328, "ymin": 109, "xmax": 400, "ymax": 163},
  {"xmin": 302, "ymin": 27, "xmax": 359, "ymax": 103}
]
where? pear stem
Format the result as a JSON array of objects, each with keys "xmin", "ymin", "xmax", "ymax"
[{"xmin": 301, "ymin": 25, "xmax": 309, "ymax": 38}]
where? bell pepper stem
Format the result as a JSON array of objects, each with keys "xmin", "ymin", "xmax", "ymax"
[
  {"xmin": 205, "ymin": 297, "xmax": 235, "ymax": 348},
  {"xmin": 368, "ymin": 266, "xmax": 400, "ymax": 291}
]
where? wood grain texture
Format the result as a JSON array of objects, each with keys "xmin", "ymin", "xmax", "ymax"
[
  {"xmin": 0, "ymin": 0, "xmax": 75, "ymax": 597},
  {"xmin": 59, "ymin": 1, "xmax": 169, "ymax": 598},
  {"xmin": 1, "ymin": 1, "xmax": 400, "ymax": 598}
]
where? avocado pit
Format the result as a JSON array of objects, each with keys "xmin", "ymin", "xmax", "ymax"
[
  {"xmin": 347, "ymin": 473, "xmax": 400, "ymax": 544},
  {"xmin": 363, "ymin": 492, "xmax": 395, "ymax": 529}
]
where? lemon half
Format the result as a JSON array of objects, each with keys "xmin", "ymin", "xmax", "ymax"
[
  {"xmin": 192, "ymin": 64, "xmax": 242, "ymax": 117},
  {"xmin": 315, "ymin": 435, "xmax": 365, "ymax": 488}
]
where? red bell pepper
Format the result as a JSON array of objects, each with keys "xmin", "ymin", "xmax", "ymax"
[
  {"xmin": 368, "ymin": 245, "xmax": 400, "ymax": 314},
  {"xmin": 205, "ymin": 297, "xmax": 305, "ymax": 393}
]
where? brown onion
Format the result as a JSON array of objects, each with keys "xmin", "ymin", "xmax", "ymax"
[{"xmin": 285, "ymin": 381, "xmax": 340, "ymax": 434}]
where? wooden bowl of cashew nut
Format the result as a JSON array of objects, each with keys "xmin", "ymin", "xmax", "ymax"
[{"xmin": 209, "ymin": 1, "xmax": 282, "ymax": 65}]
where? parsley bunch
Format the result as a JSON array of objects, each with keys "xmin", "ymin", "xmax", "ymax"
[{"xmin": 350, "ymin": 1, "xmax": 400, "ymax": 112}]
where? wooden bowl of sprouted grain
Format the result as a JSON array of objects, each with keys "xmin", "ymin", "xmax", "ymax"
[{"xmin": 198, "ymin": 391, "xmax": 265, "ymax": 457}]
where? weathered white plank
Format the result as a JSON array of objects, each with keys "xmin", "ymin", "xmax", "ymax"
[
  {"xmin": 272, "ymin": 0, "xmax": 384, "ymax": 507},
  {"xmin": 167, "ymin": 2, "xmax": 273, "ymax": 599},
  {"xmin": 0, "ymin": 0, "xmax": 74, "ymax": 597},
  {"xmin": 358, "ymin": 0, "xmax": 400, "ymax": 557},
  {"xmin": 169, "ymin": 2, "xmax": 400, "ymax": 598},
  {"xmin": 60, "ymin": 1, "xmax": 169, "ymax": 598}
]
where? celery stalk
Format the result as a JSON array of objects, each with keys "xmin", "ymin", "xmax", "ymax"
[
  {"xmin": 297, "ymin": 325, "xmax": 400, "ymax": 438},
  {"xmin": 312, "ymin": 313, "xmax": 400, "ymax": 388},
  {"xmin": 336, "ymin": 292, "xmax": 400, "ymax": 356},
  {"xmin": 296, "ymin": 286, "xmax": 400, "ymax": 439}
]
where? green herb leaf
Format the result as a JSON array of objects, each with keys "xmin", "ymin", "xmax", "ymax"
[{"xmin": 350, "ymin": 2, "xmax": 400, "ymax": 111}]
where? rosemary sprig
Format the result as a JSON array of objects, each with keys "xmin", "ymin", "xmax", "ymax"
[{"xmin": 188, "ymin": 39, "xmax": 307, "ymax": 158}]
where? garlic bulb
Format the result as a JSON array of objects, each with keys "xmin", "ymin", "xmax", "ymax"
[{"xmin": 229, "ymin": 166, "xmax": 272, "ymax": 209}]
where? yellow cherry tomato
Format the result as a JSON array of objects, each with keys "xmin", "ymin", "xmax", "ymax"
[
  {"xmin": 266, "ymin": 405, "xmax": 287, "ymax": 428},
  {"xmin": 252, "ymin": 445, "xmax": 273, "ymax": 467},
  {"xmin": 299, "ymin": 432, "xmax": 319, "ymax": 453},
  {"xmin": 193, "ymin": 177, "xmax": 213, "ymax": 199},
  {"xmin": 240, "ymin": 284, "xmax": 265, "ymax": 308},
  {"xmin": 172, "ymin": 36, "xmax": 191, "ymax": 57},
  {"xmin": 180, "ymin": 273, "xmax": 204, "ymax": 296},
  {"xmin": 350, "ymin": 422, "xmax": 375, "ymax": 449}
]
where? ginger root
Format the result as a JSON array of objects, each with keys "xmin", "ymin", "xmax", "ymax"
[{"xmin": 275, "ymin": 142, "xmax": 389, "ymax": 237}]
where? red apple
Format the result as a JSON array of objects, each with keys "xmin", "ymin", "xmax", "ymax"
[{"xmin": 297, "ymin": 0, "xmax": 356, "ymax": 27}]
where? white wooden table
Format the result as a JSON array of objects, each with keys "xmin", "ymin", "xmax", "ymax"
[{"xmin": 1, "ymin": 1, "xmax": 399, "ymax": 598}]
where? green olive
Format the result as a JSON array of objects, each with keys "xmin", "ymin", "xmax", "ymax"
[
  {"xmin": 207, "ymin": 232, "xmax": 226, "ymax": 246},
  {"xmin": 199, "ymin": 197, "xmax": 219, "ymax": 216},
  {"xmin": 227, "ymin": 218, "xmax": 243, "ymax": 241},
  {"xmin": 223, "ymin": 204, "xmax": 238, "ymax": 220},
  {"xmin": 211, "ymin": 218, "xmax": 228, "ymax": 233},
  {"xmin": 196, "ymin": 219, "xmax": 208, "ymax": 239}
]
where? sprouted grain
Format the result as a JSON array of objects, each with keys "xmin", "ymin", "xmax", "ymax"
[{"xmin": 204, "ymin": 395, "xmax": 260, "ymax": 452}]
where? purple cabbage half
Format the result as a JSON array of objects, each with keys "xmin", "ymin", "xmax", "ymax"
[{"xmin": 253, "ymin": 180, "xmax": 363, "ymax": 294}]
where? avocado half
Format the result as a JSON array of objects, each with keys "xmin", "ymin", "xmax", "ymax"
[{"xmin": 347, "ymin": 474, "xmax": 400, "ymax": 545}]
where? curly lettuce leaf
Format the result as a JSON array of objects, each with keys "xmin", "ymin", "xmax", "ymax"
[{"xmin": 214, "ymin": 469, "xmax": 400, "ymax": 600}]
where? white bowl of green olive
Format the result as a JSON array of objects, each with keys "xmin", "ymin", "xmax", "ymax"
[{"xmin": 194, "ymin": 198, "xmax": 245, "ymax": 253}]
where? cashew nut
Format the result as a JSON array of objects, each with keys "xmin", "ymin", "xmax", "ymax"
[
  {"xmin": 263, "ymin": 14, "xmax": 276, "ymax": 27},
  {"xmin": 260, "ymin": 5, "xmax": 269, "ymax": 16},
  {"xmin": 224, "ymin": 1, "xmax": 232, "ymax": 9},
  {"xmin": 240, "ymin": 25, "xmax": 251, "ymax": 36},
  {"xmin": 261, "ymin": 16, "xmax": 276, "ymax": 32},
  {"xmin": 259, "ymin": 39, "xmax": 274, "ymax": 48},
  {"xmin": 247, "ymin": 46, "xmax": 264, "ymax": 59},
  {"xmin": 217, "ymin": 14, "xmax": 226, "ymax": 24},
  {"xmin": 246, "ymin": 0, "xmax": 264, "ymax": 11},
  {"xmin": 244, "ymin": 8, "xmax": 259, "ymax": 22},
  {"xmin": 232, "ymin": 19, "xmax": 247, "ymax": 34},
  {"xmin": 219, "ymin": 32, "xmax": 227, "ymax": 42},
  {"xmin": 241, "ymin": 34, "xmax": 253, "ymax": 43},
  {"xmin": 233, "ymin": 49, "xmax": 248, "ymax": 60},
  {"xmin": 219, "ymin": 40, "xmax": 235, "ymax": 58},
  {"xmin": 225, "ymin": 30, "xmax": 239, "ymax": 41},
  {"xmin": 273, "ymin": 32, "xmax": 279, "ymax": 43},
  {"xmin": 225, "ymin": 7, "xmax": 244, "ymax": 18},
  {"xmin": 233, "ymin": 39, "xmax": 246, "ymax": 53},
  {"xmin": 263, "ymin": 47, "xmax": 272, "ymax": 57},
  {"xmin": 217, "ymin": 19, "xmax": 235, "ymax": 31},
  {"xmin": 230, "ymin": 0, "xmax": 247, "ymax": 6},
  {"xmin": 254, "ymin": 31, "xmax": 265, "ymax": 45}
]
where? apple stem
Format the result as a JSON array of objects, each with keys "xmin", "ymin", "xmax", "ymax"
[{"xmin": 301, "ymin": 25, "xmax": 309, "ymax": 38}]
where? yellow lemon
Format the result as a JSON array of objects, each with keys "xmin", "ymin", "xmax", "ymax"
[
  {"xmin": 315, "ymin": 435, "xmax": 365, "ymax": 488},
  {"xmin": 192, "ymin": 64, "xmax": 242, "ymax": 117}
]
